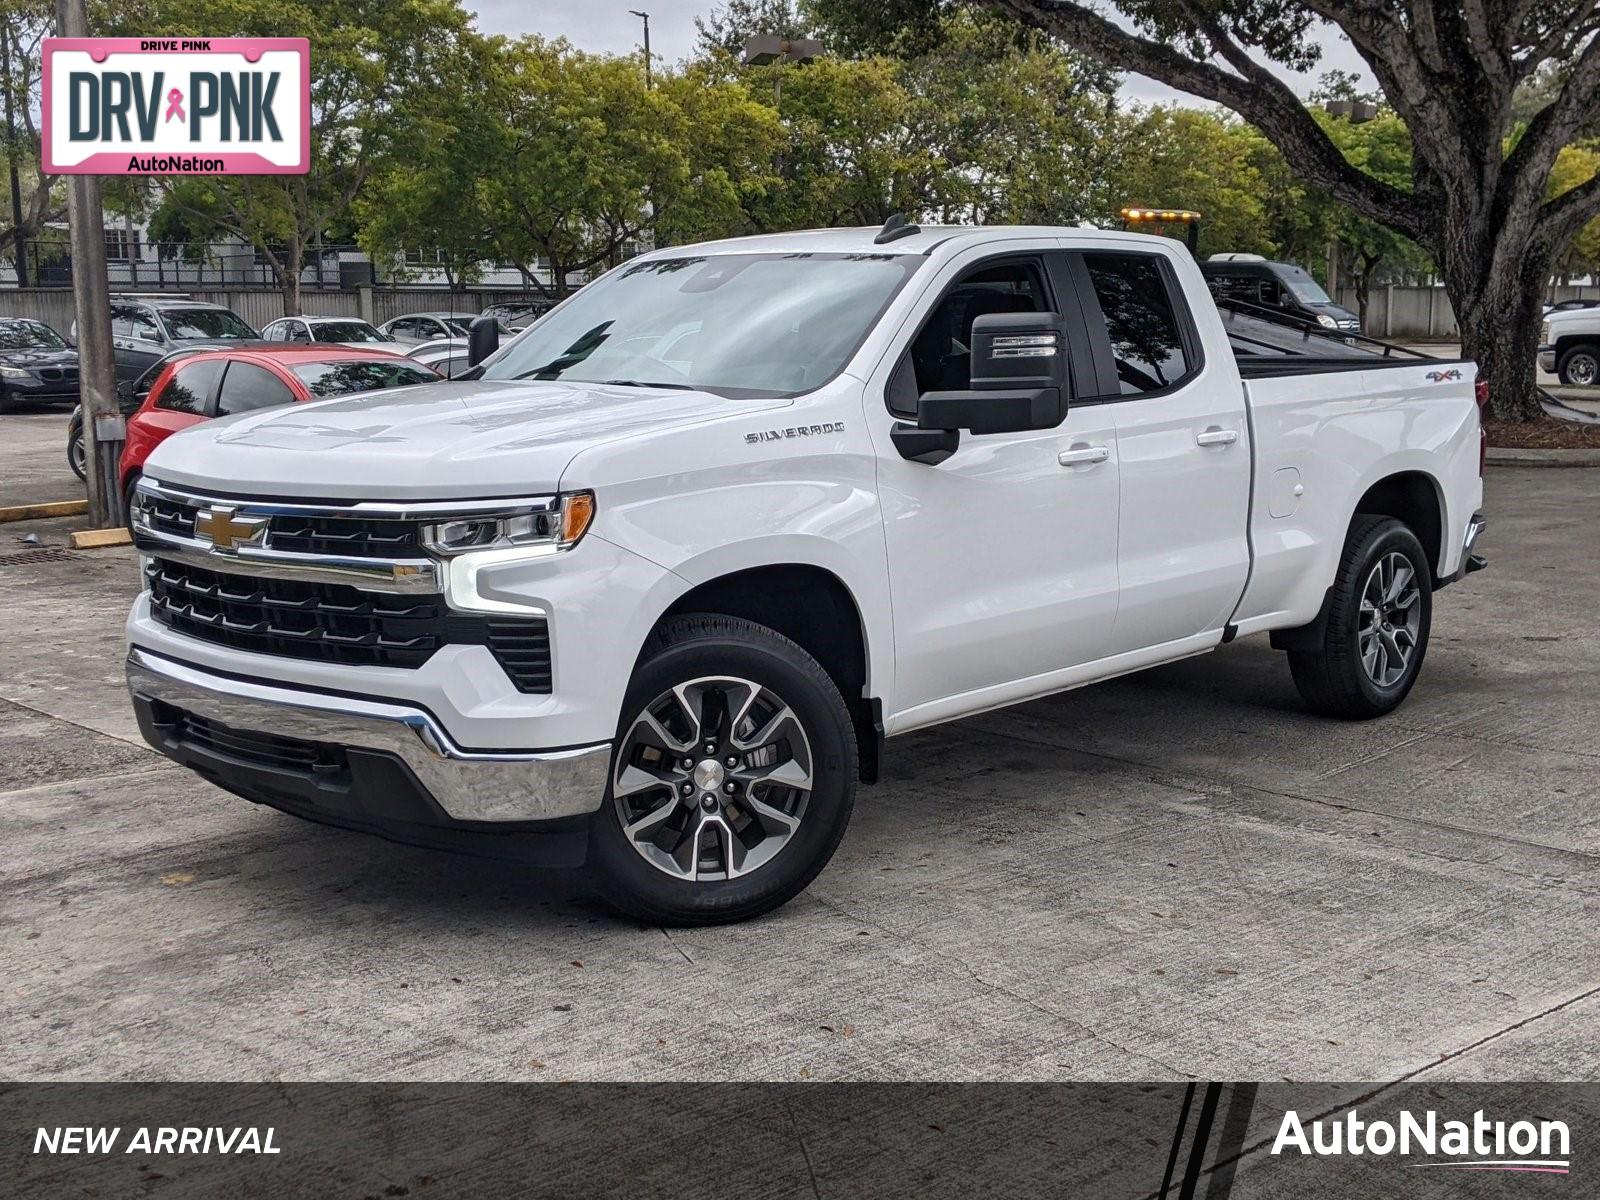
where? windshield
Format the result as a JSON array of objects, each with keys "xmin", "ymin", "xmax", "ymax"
[
  {"xmin": 164, "ymin": 308, "xmax": 257, "ymax": 340},
  {"xmin": 1280, "ymin": 266, "xmax": 1333, "ymax": 305},
  {"xmin": 291, "ymin": 359, "xmax": 438, "ymax": 397},
  {"xmin": 0, "ymin": 320, "xmax": 66, "ymax": 349},
  {"xmin": 478, "ymin": 252, "xmax": 922, "ymax": 396},
  {"xmin": 312, "ymin": 321, "xmax": 389, "ymax": 343}
]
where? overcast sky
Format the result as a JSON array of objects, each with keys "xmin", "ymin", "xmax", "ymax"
[{"xmin": 466, "ymin": 0, "xmax": 1374, "ymax": 106}]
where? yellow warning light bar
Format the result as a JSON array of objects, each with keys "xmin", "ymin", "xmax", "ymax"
[{"xmin": 1121, "ymin": 208, "xmax": 1202, "ymax": 223}]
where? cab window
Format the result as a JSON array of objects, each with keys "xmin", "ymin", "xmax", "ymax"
[
  {"xmin": 909, "ymin": 260, "xmax": 1050, "ymax": 398},
  {"xmin": 1080, "ymin": 251, "xmax": 1195, "ymax": 396}
]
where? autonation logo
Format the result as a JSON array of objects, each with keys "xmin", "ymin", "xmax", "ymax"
[{"xmin": 1272, "ymin": 1108, "xmax": 1571, "ymax": 1174}]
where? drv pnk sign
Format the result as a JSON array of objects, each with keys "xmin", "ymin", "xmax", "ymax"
[{"xmin": 43, "ymin": 38, "xmax": 309, "ymax": 175}]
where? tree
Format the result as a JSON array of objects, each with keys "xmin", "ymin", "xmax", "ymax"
[
  {"xmin": 115, "ymin": 0, "xmax": 479, "ymax": 313},
  {"xmin": 810, "ymin": 0, "xmax": 1600, "ymax": 419},
  {"xmin": 478, "ymin": 38, "xmax": 780, "ymax": 300},
  {"xmin": 0, "ymin": 2, "xmax": 62, "ymax": 285},
  {"xmin": 695, "ymin": 0, "xmax": 815, "ymax": 59}
]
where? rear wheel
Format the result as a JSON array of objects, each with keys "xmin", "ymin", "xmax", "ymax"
[
  {"xmin": 587, "ymin": 615, "xmax": 856, "ymax": 925},
  {"xmin": 1288, "ymin": 516, "xmax": 1432, "ymax": 719},
  {"xmin": 1557, "ymin": 343, "xmax": 1600, "ymax": 387}
]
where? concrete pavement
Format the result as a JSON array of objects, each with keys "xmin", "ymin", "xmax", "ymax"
[{"xmin": 3, "ymin": 467, "xmax": 1598, "ymax": 1083}]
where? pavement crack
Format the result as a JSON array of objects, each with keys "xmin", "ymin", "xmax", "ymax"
[
  {"xmin": 781, "ymin": 1101, "xmax": 824, "ymax": 1199},
  {"xmin": 0, "ymin": 693, "xmax": 150, "ymax": 752},
  {"xmin": 658, "ymin": 927, "xmax": 694, "ymax": 965},
  {"xmin": 1397, "ymin": 980, "xmax": 1600, "ymax": 1082}
]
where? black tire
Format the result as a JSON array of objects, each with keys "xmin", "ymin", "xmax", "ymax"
[
  {"xmin": 122, "ymin": 474, "xmax": 141, "ymax": 536},
  {"xmin": 1556, "ymin": 342, "xmax": 1600, "ymax": 387},
  {"xmin": 67, "ymin": 412, "xmax": 86, "ymax": 481},
  {"xmin": 588, "ymin": 614, "xmax": 857, "ymax": 926},
  {"xmin": 1288, "ymin": 515, "xmax": 1433, "ymax": 720}
]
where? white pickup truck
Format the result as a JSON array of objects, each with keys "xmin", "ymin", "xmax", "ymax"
[
  {"xmin": 1539, "ymin": 306, "xmax": 1600, "ymax": 385},
  {"xmin": 125, "ymin": 223, "xmax": 1487, "ymax": 924}
]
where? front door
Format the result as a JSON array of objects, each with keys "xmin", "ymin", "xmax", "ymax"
[{"xmin": 868, "ymin": 246, "xmax": 1121, "ymax": 729}]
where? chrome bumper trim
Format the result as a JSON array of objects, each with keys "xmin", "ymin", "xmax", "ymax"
[
  {"xmin": 133, "ymin": 525, "xmax": 442, "ymax": 594},
  {"xmin": 126, "ymin": 648, "xmax": 609, "ymax": 822},
  {"xmin": 1463, "ymin": 514, "xmax": 1486, "ymax": 558},
  {"xmin": 138, "ymin": 476, "xmax": 558, "ymax": 521}
]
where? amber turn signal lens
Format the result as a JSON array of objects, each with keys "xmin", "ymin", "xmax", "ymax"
[{"xmin": 560, "ymin": 491, "xmax": 595, "ymax": 545}]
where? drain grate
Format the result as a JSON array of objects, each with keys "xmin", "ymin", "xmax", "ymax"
[{"xmin": 0, "ymin": 547, "xmax": 74, "ymax": 567}]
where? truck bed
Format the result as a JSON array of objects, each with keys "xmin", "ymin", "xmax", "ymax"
[{"xmin": 1219, "ymin": 302, "xmax": 1468, "ymax": 378}]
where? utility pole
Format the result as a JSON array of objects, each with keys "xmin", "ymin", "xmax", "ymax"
[
  {"xmin": 2, "ymin": 21, "xmax": 28, "ymax": 287},
  {"xmin": 55, "ymin": 0, "xmax": 122, "ymax": 529},
  {"xmin": 629, "ymin": 10, "xmax": 651, "ymax": 89}
]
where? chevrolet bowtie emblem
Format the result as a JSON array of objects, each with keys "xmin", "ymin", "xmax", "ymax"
[{"xmin": 194, "ymin": 505, "xmax": 266, "ymax": 552}]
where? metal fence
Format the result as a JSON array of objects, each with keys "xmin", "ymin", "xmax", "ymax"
[
  {"xmin": 0, "ymin": 285, "xmax": 555, "ymax": 334},
  {"xmin": 20, "ymin": 239, "xmax": 363, "ymax": 290},
  {"xmin": 1334, "ymin": 283, "xmax": 1600, "ymax": 339}
]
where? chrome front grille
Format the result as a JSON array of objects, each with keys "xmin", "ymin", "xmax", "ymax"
[{"xmin": 134, "ymin": 482, "xmax": 555, "ymax": 691}]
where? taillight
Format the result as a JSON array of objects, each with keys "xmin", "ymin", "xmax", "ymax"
[
  {"xmin": 1474, "ymin": 376, "xmax": 1489, "ymax": 475},
  {"xmin": 1474, "ymin": 377, "xmax": 1489, "ymax": 412}
]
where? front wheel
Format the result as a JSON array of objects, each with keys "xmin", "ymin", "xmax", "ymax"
[
  {"xmin": 1288, "ymin": 516, "xmax": 1433, "ymax": 719},
  {"xmin": 1557, "ymin": 343, "xmax": 1600, "ymax": 387},
  {"xmin": 587, "ymin": 615, "xmax": 857, "ymax": 925},
  {"xmin": 67, "ymin": 412, "xmax": 86, "ymax": 481}
]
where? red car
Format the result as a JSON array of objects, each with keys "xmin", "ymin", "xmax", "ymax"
[{"xmin": 120, "ymin": 344, "xmax": 441, "ymax": 505}]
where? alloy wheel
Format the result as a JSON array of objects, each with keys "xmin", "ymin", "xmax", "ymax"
[
  {"xmin": 1358, "ymin": 551, "xmax": 1422, "ymax": 687},
  {"xmin": 1568, "ymin": 353, "xmax": 1598, "ymax": 386},
  {"xmin": 612, "ymin": 675, "xmax": 813, "ymax": 881}
]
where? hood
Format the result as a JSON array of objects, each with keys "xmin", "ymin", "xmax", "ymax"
[
  {"xmin": 0, "ymin": 346, "xmax": 78, "ymax": 368},
  {"xmin": 145, "ymin": 377, "xmax": 790, "ymax": 500}
]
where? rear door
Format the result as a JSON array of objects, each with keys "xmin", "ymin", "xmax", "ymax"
[{"xmin": 1072, "ymin": 248, "xmax": 1252, "ymax": 652}]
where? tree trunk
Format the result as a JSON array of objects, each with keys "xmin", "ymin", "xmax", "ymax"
[
  {"xmin": 1456, "ymin": 282, "xmax": 1546, "ymax": 422},
  {"xmin": 280, "ymin": 233, "xmax": 304, "ymax": 316}
]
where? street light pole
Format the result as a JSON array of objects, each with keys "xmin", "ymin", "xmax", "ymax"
[
  {"xmin": 629, "ymin": 10, "xmax": 651, "ymax": 89},
  {"xmin": 54, "ymin": 0, "xmax": 122, "ymax": 528}
]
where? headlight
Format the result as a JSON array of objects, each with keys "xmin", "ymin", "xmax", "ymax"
[
  {"xmin": 420, "ymin": 492, "xmax": 594, "ymax": 556},
  {"xmin": 1540, "ymin": 323, "xmax": 1551, "ymax": 345},
  {"xmin": 1316, "ymin": 314, "xmax": 1338, "ymax": 329},
  {"xmin": 0, "ymin": 365, "xmax": 31, "ymax": 379}
]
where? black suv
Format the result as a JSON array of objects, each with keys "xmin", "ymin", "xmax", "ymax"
[{"xmin": 75, "ymin": 295, "xmax": 259, "ymax": 383}]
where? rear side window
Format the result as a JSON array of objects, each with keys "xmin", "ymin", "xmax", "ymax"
[
  {"xmin": 155, "ymin": 359, "xmax": 225, "ymax": 414},
  {"xmin": 1081, "ymin": 252, "xmax": 1194, "ymax": 396},
  {"xmin": 216, "ymin": 361, "xmax": 297, "ymax": 416}
]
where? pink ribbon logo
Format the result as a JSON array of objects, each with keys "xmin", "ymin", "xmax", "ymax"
[{"xmin": 164, "ymin": 88, "xmax": 185, "ymax": 123}]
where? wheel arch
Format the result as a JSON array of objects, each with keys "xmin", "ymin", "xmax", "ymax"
[
  {"xmin": 1350, "ymin": 469, "xmax": 1446, "ymax": 581},
  {"xmin": 647, "ymin": 562, "xmax": 883, "ymax": 783}
]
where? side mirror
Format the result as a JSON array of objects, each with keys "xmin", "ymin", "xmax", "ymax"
[
  {"xmin": 467, "ymin": 315, "xmax": 500, "ymax": 367},
  {"xmin": 914, "ymin": 311, "xmax": 1068, "ymax": 436}
]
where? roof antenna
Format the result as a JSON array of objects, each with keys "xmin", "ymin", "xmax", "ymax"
[{"xmin": 874, "ymin": 213, "xmax": 921, "ymax": 245}]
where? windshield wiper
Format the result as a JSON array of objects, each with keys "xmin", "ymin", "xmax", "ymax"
[{"xmin": 596, "ymin": 378, "xmax": 695, "ymax": 391}]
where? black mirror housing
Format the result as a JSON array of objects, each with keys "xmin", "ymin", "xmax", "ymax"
[
  {"xmin": 910, "ymin": 311, "xmax": 1069, "ymax": 438},
  {"xmin": 467, "ymin": 315, "xmax": 500, "ymax": 367}
]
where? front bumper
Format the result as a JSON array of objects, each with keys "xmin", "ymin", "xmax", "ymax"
[
  {"xmin": 1538, "ymin": 349, "xmax": 1556, "ymax": 373},
  {"xmin": 127, "ymin": 648, "xmax": 611, "ymax": 827}
]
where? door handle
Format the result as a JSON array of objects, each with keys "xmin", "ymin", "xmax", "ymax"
[
  {"xmin": 1058, "ymin": 444, "xmax": 1110, "ymax": 467},
  {"xmin": 1196, "ymin": 428, "xmax": 1239, "ymax": 447}
]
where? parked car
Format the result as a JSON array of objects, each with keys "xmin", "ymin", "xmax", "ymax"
[
  {"xmin": 1538, "ymin": 308, "xmax": 1600, "ymax": 386},
  {"xmin": 1201, "ymin": 254, "xmax": 1362, "ymax": 334},
  {"xmin": 404, "ymin": 336, "xmax": 472, "ymax": 378},
  {"xmin": 0, "ymin": 317, "xmax": 80, "ymax": 411},
  {"xmin": 125, "ymin": 222, "xmax": 1485, "ymax": 925},
  {"xmin": 379, "ymin": 313, "xmax": 479, "ymax": 345},
  {"xmin": 479, "ymin": 299, "xmax": 553, "ymax": 330},
  {"xmin": 67, "ymin": 343, "xmax": 280, "ymax": 481},
  {"xmin": 259, "ymin": 316, "xmax": 395, "ymax": 345},
  {"xmin": 118, "ymin": 345, "xmax": 438, "ymax": 510},
  {"xmin": 76, "ymin": 295, "xmax": 260, "ymax": 385}
]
